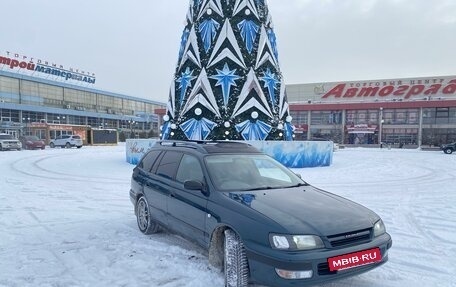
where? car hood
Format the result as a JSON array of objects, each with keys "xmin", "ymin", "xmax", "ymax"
[{"xmin": 225, "ymin": 186, "xmax": 378, "ymax": 236}]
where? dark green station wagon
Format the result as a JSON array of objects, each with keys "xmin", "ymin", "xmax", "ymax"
[{"xmin": 130, "ymin": 140, "xmax": 392, "ymax": 287}]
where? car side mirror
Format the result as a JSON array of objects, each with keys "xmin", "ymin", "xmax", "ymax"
[
  {"xmin": 184, "ymin": 180, "xmax": 209, "ymax": 196},
  {"xmin": 184, "ymin": 180, "xmax": 203, "ymax": 190}
]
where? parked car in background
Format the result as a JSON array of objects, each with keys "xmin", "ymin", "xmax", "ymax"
[
  {"xmin": 441, "ymin": 142, "xmax": 456, "ymax": 154},
  {"xmin": 0, "ymin": 133, "xmax": 22, "ymax": 151},
  {"xmin": 19, "ymin": 135, "xmax": 45, "ymax": 150},
  {"xmin": 49, "ymin": 135, "xmax": 83, "ymax": 148},
  {"xmin": 130, "ymin": 140, "xmax": 392, "ymax": 287}
]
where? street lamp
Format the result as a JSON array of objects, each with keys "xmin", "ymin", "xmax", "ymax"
[
  {"xmin": 379, "ymin": 107, "xmax": 384, "ymax": 147},
  {"xmin": 22, "ymin": 117, "xmax": 31, "ymax": 135},
  {"xmin": 128, "ymin": 120, "xmax": 136, "ymax": 138}
]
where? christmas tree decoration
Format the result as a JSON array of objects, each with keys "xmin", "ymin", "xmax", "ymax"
[{"xmin": 162, "ymin": 0, "xmax": 294, "ymax": 141}]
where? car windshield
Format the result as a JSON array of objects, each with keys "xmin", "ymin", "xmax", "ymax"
[
  {"xmin": 0, "ymin": 134, "xmax": 14, "ymax": 140},
  {"xmin": 205, "ymin": 154, "xmax": 305, "ymax": 191}
]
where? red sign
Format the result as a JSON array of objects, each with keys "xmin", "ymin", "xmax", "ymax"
[
  {"xmin": 328, "ymin": 248, "xmax": 381, "ymax": 271},
  {"xmin": 322, "ymin": 79, "xmax": 456, "ymax": 100}
]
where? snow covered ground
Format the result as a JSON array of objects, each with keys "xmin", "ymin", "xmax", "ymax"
[{"xmin": 0, "ymin": 144, "xmax": 455, "ymax": 287}]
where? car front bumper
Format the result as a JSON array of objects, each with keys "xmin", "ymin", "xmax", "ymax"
[
  {"xmin": 1, "ymin": 143, "xmax": 22, "ymax": 150},
  {"xmin": 245, "ymin": 233, "xmax": 392, "ymax": 287}
]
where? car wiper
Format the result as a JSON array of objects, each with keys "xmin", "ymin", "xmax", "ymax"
[
  {"xmin": 289, "ymin": 182, "xmax": 310, "ymax": 187},
  {"xmin": 242, "ymin": 186, "xmax": 277, "ymax": 191}
]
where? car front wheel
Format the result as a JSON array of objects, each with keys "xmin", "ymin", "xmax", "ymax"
[
  {"xmin": 444, "ymin": 148, "xmax": 453, "ymax": 154},
  {"xmin": 224, "ymin": 229, "xmax": 249, "ymax": 287},
  {"xmin": 136, "ymin": 196, "xmax": 159, "ymax": 235}
]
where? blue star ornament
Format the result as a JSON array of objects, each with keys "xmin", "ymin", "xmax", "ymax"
[
  {"xmin": 235, "ymin": 119, "xmax": 272, "ymax": 141},
  {"xmin": 176, "ymin": 67, "xmax": 197, "ymax": 104},
  {"xmin": 237, "ymin": 20, "xmax": 259, "ymax": 54},
  {"xmin": 199, "ymin": 19, "xmax": 220, "ymax": 53},
  {"xmin": 181, "ymin": 117, "xmax": 217, "ymax": 140},
  {"xmin": 210, "ymin": 63, "xmax": 241, "ymax": 106},
  {"xmin": 260, "ymin": 68, "xmax": 280, "ymax": 104}
]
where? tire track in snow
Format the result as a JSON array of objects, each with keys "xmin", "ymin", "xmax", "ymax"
[{"xmin": 10, "ymin": 153, "xmax": 127, "ymax": 184}]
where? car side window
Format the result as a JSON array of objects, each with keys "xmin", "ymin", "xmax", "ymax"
[
  {"xmin": 139, "ymin": 150, "xmax": 161, "ymax": 172},
  {"xmin": 176, "ymin": 154, "xmax": 204, "ymax": 183},
  {"xmin": 155, "ymin": 151, "xmax": 183, "ymax": 180}
]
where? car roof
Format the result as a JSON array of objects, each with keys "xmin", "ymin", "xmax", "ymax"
[{"xmin": 153, "ymin": 140, "xmax": 262, "ymax": 155}]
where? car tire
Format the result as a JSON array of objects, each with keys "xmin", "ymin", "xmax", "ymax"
[
  {"xmin": 136, "ymin": 196, "xmax": 159, "ymax": 235},
  {"xmin": 65, "ymin": 142, "xmax": 71, "ymax": 148},
  {"xmin": 50, "ymin": 143, "xmax": 55, "ymax": 148},
  {"xmin": 444, "ymin": 148, "xmax": 453, "ymax": 154},
  {"xmin": 224, "ymin": 229, "xmax": 249, "ymax": 287},
  {"xmin": 77, "ymin": 146, "xmax": 82, "ymax": 149},
  {"xmin": 0, "ymin": 144, "xmax": 3, "ymax": 151}
]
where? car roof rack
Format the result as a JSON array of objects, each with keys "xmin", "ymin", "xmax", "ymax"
[{"xmin": 155, "ymin": 140, "xmax": 254, "ymax": 153}]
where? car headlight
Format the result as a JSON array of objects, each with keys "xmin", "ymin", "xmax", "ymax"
[
  {"xmin": 270, "ymin": 234, "xmax": 324, "ymax": 250},
  {"xmin": 373, "ymin": 219, "xmax": 386, "ymax": 237}
]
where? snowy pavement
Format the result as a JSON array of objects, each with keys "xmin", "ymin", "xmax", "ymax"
[{"xmin": 0, "ymin": 144, "xmax": 455, "ymax": 287}]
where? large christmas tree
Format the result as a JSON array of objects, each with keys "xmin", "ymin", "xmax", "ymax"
[{"xmin": 161, "ymin": 0, "xmax": 294, "ymax": 141}]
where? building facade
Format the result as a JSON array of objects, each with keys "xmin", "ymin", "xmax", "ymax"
[
  {"xmin": 287, "ymin": 75, "xmax": 456, "ymax": 147},
  {"xmin": 0, "ymin": 70, "xmax": 166, "ymax": 142}
]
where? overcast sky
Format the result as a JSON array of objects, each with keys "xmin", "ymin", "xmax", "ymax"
[{"xmin": 1, "ymin": 0, "xmax": 456, "ymax": 103}]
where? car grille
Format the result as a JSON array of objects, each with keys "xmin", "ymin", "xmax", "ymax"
[
  {"xmin": 317, "ymin": 263, "xmax": 337, "ymax": 275},
  {"xmin": 327, "ymin": 228, "xmax": 372, "ymax": 248}
]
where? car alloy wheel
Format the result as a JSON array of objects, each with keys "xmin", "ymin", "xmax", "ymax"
[
  {"xmin": 444, "ymin": 148, "xmax": 453, "ymax": 154},
  {"xmin": 136, "ymin": 196, "xmax": 159, "ymax": 235},
  {"xmin": 224, "ymin": 229, "xmax": 249, "ymax": 287},
  {"xmin": 65, "ymin": 142, "xmax": 71, "ymax": 148},
  {"xmin": 50, "ymin": 143, "xmax": 55, "ymax": 148}
]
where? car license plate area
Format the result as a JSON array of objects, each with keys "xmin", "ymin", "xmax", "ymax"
[{"xmin": 328, "ymin": 248, "xmax": 381, "ymax": 271}]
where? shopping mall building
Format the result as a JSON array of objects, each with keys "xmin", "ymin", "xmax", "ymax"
[
  {"xmin": 286, "ymin": 75, "xmax": 456, "ymax": 147},
  {"xmin": 2, "ymin": 51, "xmax": 454, "ymax": 147},
  {"xmin": 0, "ymin": 66, "xmax": 166, "ymax": 144}
]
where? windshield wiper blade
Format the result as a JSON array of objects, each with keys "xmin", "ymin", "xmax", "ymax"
[
  {"xmin": 242, "ymin": 186, "xmax": 277, "ymax": 191},
  {"xmin": 289, "ymin": 182, "xmax": 310, "ymax": 187}
]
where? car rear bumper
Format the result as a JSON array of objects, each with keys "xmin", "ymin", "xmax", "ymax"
[{"xmin": 246, "ymin": 233, "xmax": 392, "ymax": 287}]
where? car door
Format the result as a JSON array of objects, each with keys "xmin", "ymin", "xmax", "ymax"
[
  {"xmin": 167, "ymin": 153, "xmax": 209, "ymax": 247},
  {"xmin": 135, "ymin": 150, "xmax": 169, "ymax": 226}
]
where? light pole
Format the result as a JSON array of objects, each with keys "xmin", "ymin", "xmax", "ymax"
[
  {"xmin": 128, "ymin": 120, "xmax": 136, "ymax": 138},
  {"xmin": 22, "ymin": 117, "xmax": 30, "ymax": 135},
  {"xmin": 379, "ymin": 107, "xmax": 384, "ymax": 147}
]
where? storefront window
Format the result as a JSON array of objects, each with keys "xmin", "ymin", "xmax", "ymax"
[
  {"xmin": 0, "ymin": 76, "xmax": 20, "ymax": 103},
  {"xmin": 422, "ymin": 108, "xmax": 435, "ymax": 124},
  {"xmin": 368, "ymin": 110, "xmax": 378, "ymax": 124},
  {"xmin": 395, "ymin": 109, "xmax": 407, "ymax": 124},
  {"xmin": 422, "ymin": 128, "xmax": 456, "ymax": 146},
  {"xmin": 408, "ymin": 110, "xmax": 419, "ymax": 124},
  {"xmin": 450, "ymin": 108, "xmax": 456, "ymax": 124},
  {"xmin": 357, "ymin": 110, "xmax": 367, "ymax": 124},
  {"xmin": 383, "ymin": 109, "xmax": 394, "ymax": 124}
]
